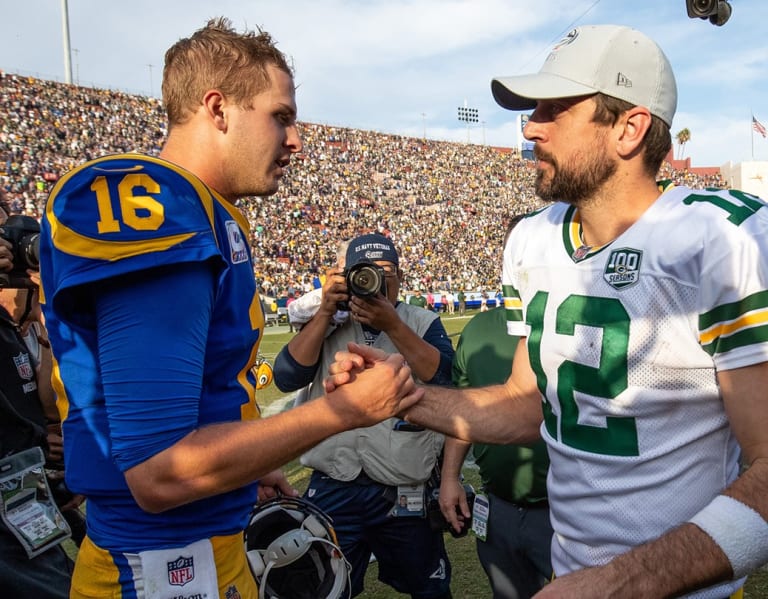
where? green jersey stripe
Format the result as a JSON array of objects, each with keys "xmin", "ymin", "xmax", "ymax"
[
  {"xmin": 699, "ymin": 289, "xmax": 768, "ymax": 329},
  {"xmin": 701, "ymin": 322, "xmax": 768, "ymax": 356}
]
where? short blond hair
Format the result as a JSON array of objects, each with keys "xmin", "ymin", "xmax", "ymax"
[{"xmin": 162, "ymin": 17, "xmax": 293, "ymax": 126}]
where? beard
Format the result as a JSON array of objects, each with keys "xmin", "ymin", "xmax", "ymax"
[{"xmin": 534, "ymin": 144, "xmax": 617, "ymax": 206}]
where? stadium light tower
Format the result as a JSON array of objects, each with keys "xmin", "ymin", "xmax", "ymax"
[
  {"xmin": 61, "ymin": 0, "xmax": 73, "ymax": 84},
  {"xmin": 457, "ymin": 101, "xmax": 479, "ymax": 144}
]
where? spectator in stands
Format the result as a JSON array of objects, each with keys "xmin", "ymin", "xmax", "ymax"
[{"xmin": 0, "ymin": 64, "xmax": 728, "ymax": 297}]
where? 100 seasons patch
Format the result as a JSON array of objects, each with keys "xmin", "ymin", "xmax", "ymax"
[{"xmin": 604, "ymin": 248, "xmax": 642, "ymax": 290}]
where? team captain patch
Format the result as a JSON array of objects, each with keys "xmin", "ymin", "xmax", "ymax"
[{"xmin": 603, "ymin": 248, "xmax": 642, "ymax": 290}]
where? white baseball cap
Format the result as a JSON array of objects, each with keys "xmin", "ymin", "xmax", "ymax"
[{"xmin": 491, "ymin": 24, "xmax": 677, "ymax": 126}]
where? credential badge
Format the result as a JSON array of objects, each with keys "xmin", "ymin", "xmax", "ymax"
[{"xmin": 603, "ymin": 248, "xmax": 642, "ymax": 290}]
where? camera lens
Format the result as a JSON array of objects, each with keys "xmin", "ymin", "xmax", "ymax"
[
  {"xmin": 348, "ymin": 264, "xmax": 383, "ymax": 297},
  {"xmin": 21, "ymin": 233, "xmax": 40, "ymax": 270}
]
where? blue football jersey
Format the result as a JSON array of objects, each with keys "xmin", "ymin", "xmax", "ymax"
[{"xmin": 40, "ymin": 154, "xmax": 265, "ymax": 551}]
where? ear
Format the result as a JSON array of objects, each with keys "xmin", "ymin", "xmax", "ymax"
[
  {"xmin": 202, "ymin": 89, "xmax": 227, "ymax": 132},
  {"xmin": 616, "ymin": 106, "xmax": 652, "ymax": 159}
]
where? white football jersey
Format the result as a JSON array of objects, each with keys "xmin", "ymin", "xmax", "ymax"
[{"xmin": 503, "ymin": 183, "xmax": 768, "ymax": 598}]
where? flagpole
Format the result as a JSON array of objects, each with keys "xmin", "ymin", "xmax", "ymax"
[{"xmin": 751, "ymin": 111, "xmax": 755, "ymax": 160}]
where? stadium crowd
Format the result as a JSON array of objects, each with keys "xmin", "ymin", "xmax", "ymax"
[{"xmin": 1, "ymin": 71, "xmax": 727, "ymax": 297}]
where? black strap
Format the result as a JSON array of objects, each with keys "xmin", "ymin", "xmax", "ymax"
[{"xmin": 0, "ymin": 386, "xmax": 48, "ymax": 458}]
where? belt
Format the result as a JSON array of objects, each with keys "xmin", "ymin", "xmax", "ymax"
[{"xmin": 489, "ymin": 491, "xmax": 548, "ymax": 510}]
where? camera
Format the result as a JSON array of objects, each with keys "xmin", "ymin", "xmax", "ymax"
[
  {"xmin": 0, "ymin": 215, "xmax": 41, "ymax": 288},
  {"xmin": 337, "ymin": 261, "xmax": 387, "ymax": 311},
  {"xmin": 685, "ymin": 0, "xmax": 731, "ymax": 26},
  {"xmin": 427, "ymin": 483, "xmax": 476, "ymax": 538}
]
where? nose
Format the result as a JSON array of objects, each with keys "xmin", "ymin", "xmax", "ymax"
[
  {"xmin": 523, "ymin": 107, "xmax": 545, "ymax": 142},
  {"xmin": 286, "ymin": 124, "xmax": 302, "ymax": 154}
]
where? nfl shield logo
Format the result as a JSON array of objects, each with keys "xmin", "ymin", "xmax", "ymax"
[
  {"xmin": 167, "ymin": 555, "xmax": 194, "ymax": 586},
  {"xmin": 226, "ymin": 220, "xmax": 249, "ymax": 264},
  {"xmin": 603, "ymin": 248, "xmax": 643, "ymax": 290},
  {"xmin": 225, "ymin": 585, "xmax": 242, "ymax": 599},
  {"xmin": 13, "ymin": 352, "xmax": 33, "ymax": 380}
]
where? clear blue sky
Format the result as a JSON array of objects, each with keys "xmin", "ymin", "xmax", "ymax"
[{"xmin": 2, "ymin": 0, "xmax": 766, "ymax": 166}]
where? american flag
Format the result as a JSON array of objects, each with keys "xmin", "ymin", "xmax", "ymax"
[{"xmin": 754, "ymin": 115, "xmax": 767, "ymax": 139}]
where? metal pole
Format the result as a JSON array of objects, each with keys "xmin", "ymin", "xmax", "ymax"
[
  {"xmin": 73, "ymin": 48, "xmax": 79, "ymax": 85},
  {"xmin": 61, "ymin": 0, "xmax": 73, "ymax": 84}
]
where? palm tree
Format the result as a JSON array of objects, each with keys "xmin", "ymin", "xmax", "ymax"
[{"xmin": 675, "ymin": 128, "xmax": 691, "ymax": 160}]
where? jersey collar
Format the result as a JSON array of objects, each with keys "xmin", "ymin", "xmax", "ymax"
[{"xmin": 561, "ymin": 180, "xmax": 676, "ymax": 263}]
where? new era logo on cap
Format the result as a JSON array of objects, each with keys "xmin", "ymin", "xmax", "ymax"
[
  {"xmin": 491, "ymin": 24, "xmax": 677, "ymax": 126},
  {"xmin": 616, "ymin": 73, "xmax": 632, "ymax": 88}
]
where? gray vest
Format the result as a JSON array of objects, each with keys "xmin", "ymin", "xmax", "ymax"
[{"xmin": 300, "ymin": 303, "xmax": 445, "ymax": 485}]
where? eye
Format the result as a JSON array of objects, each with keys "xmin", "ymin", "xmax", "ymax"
[
  {"xmin": 548, "ymin": 103, "xmax": 566, "ymax": 118},
  {"xmin": 276, "ymin": 111, "xmax": 295, "ymax": 126}
]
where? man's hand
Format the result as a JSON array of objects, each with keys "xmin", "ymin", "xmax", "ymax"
[
  {"xmin": 0, "ymin": 237, "xmax": 12, "ymax": 273},
  {"xmin": 45, "ymin": 423, "xmax": 65, "ymax": 464},
  {"xmin": 257, "ymin": 469, "xmax": 299, "ymax": 503},
  {"xmin": 323, "ymin": 342, "xmax": 390, "ymax": 393},
  {"xmin": 17, "ymin": 270, "xmax": 44, "ymax": 332},
  {"xmin": 323, "ymin": 342, "xmax": 424, "ymax": 426},
  {"xmin": 26, "ymin": 270, "xmax": 41, "ymax": 288},
  {"xmin": 439, "ymin": 476, "xmax": 470, "ymax": 535},
  {"xmin": 317, "ymin": 267, "xmax": 347, "ymax": 318},
  {"xmin": 348, "ymin": 293, "xmax": 398, "ymax": 331}
]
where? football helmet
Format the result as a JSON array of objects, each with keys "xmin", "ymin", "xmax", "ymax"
[
  {"xmin": 245, "ymin": 496, "xmax": 351, "ymax": 599},
  {"xmin": 253, "ymin": 357, "xmax": 274, "ymax": 390}
]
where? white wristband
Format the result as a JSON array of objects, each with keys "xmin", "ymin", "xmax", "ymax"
[{"xmin": 689, "ymin": 494, "xmax": 768, "ymax": 579}]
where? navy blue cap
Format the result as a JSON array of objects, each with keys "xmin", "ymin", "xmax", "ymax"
[{"xmin": 345, "ymin": 234, "xmax": 399, "ymax": 267}]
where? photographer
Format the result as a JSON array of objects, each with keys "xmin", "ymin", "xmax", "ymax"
[
  {"xmin": 273, "ymin": 233, "xmax": 455, "ymax": 599},
  {"xmin": 0, "ymin": 194, "xmax": 76, "ymax": 598}
]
